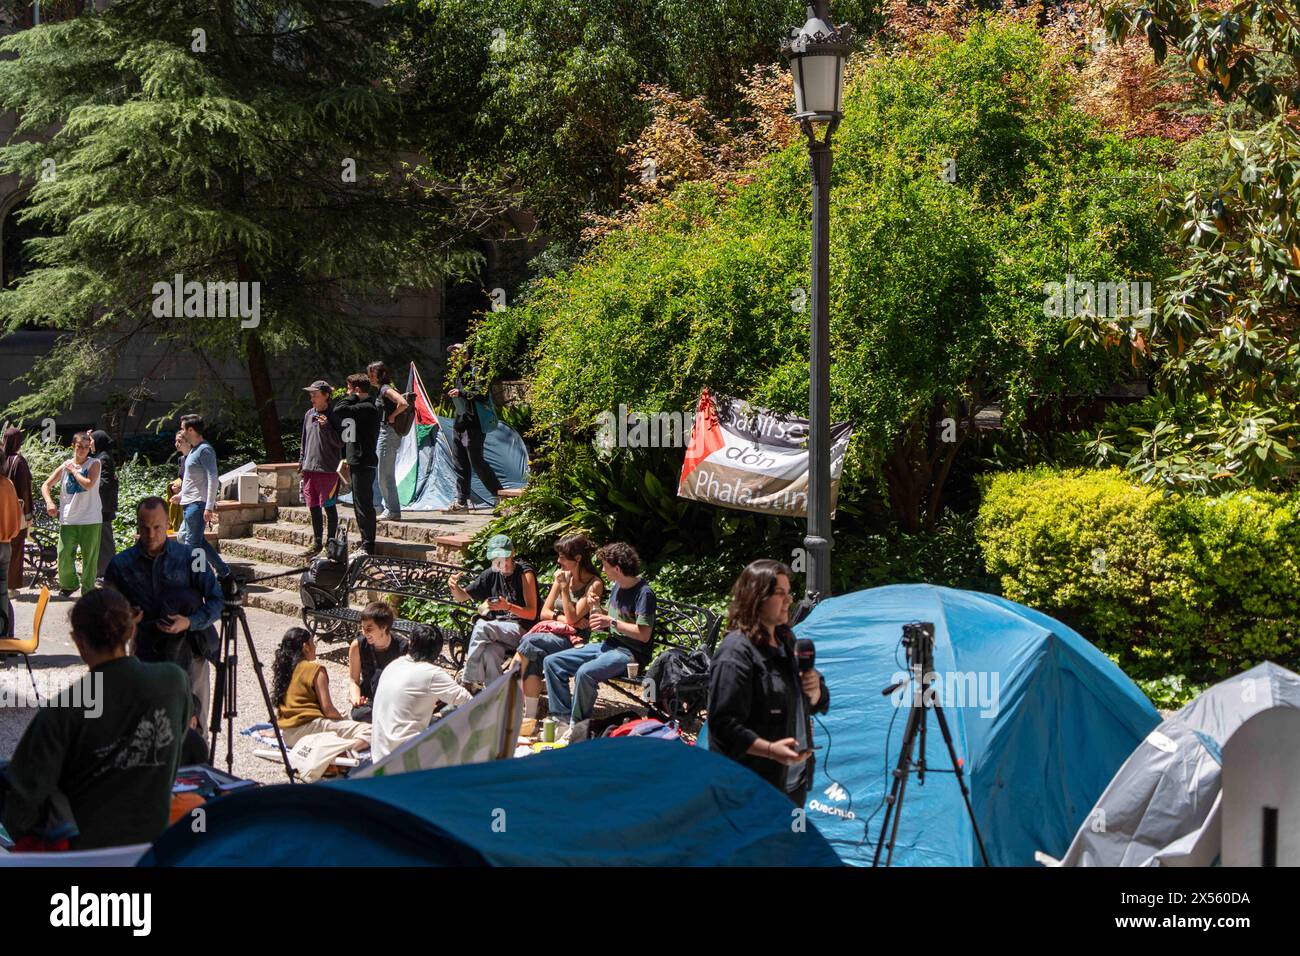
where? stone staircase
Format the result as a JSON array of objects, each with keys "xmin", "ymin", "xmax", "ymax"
[{"xmin": 223, "ymin": 504, "xmax": 495, "ymax": 621}]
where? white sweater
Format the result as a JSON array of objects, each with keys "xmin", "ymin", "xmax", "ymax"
[{"xmin": 371, "ymin": 656, "xmax": 473, "ymax": 762}]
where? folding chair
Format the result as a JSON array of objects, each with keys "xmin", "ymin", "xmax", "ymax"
[{"xmin": 0, "ymin": 585, "xmax": 48, "ymax": 702}]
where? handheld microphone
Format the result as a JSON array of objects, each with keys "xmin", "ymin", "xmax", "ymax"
[{"xmin": 795, "ymin": 638, "xmax": 815, "ymax": 672}]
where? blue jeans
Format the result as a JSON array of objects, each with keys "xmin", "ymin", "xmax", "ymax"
[
  {"xmin": 517, "ymin": 632, "xmax": 577, "ymax": 679},
  {"xmin": 543, "ymin": 642, "xmax": 634, "ymax": 722},
  {"xmin": 179, "ymin": 502, "xmax": 229, "ymax": 577},
  {"xmin": 376, "ymin": 423, "xmax": 401, "ymax": 517}
]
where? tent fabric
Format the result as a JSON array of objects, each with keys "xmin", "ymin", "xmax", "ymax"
[
  {"xmin": 140, "ymin": 739, "xmax": 842, "ymax": 867},
  {"xmin": 343, "ymin": 362, "xmax": 529, "ymax": 511},
  {"xmin": 1060, "ymin": 661, "xmax": 1300, "ymax": 867},
  {"xmin": 792, "ymin": 584, "xmax": 1159, "ymax": 866}
]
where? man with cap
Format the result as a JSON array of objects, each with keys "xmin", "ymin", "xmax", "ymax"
[
  {"xmin": 448, "ymin": 534, "xmax": 538, "ymax": 690},
  {"xmin": 298, "ymin": 380, "xmax": 343, "ymax": 557}
]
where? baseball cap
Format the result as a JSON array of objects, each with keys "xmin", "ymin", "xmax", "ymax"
[
  {"xmin": 303, "ymin": 380, "xmax": 332, "ymax": 393},
  {"xmin": 485, "ymin": 534, "xmax": 514, "ymax": 560}
]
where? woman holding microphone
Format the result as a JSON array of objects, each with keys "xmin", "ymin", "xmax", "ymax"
[{"xmin": 707, "ymin": 559, "xmax": 828, "ymax": 807}]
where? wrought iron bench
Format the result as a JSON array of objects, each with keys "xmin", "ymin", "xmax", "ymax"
[
  {"xmin": 605, "ymin": 597, "xmax": 721, "ymax": 721},
  {"xmin": 23, "ymin": 510, "xmax": 58, "ymax": 589},
  {"xmin": 300, "ymin": 553, "xmax": 478, "ymax": 668}
]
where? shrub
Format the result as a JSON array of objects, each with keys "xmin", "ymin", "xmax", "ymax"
[{"xmin": 978, "ymin": 468, "xmax": 1300, "ymax": 683}]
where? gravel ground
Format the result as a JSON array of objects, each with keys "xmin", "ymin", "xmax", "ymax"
[{"xmin": 1, "ymin": 589, "xmax": 653, "ymax": 787}]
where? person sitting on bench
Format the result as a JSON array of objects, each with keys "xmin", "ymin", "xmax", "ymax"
[
  {"xmin": 449, "ymin": 534, "xmax": 538, "ymax": 691},
  {"xmin": 347, "ymin": 601, "xmax": 408, "ymax": 722},
  {"xmin": 542, "ymin": 542, "xmax": 656, "ymax": 743},
  {"xmin": 511, "ymin": 533, "xmax": 604, "ymax": 735}
]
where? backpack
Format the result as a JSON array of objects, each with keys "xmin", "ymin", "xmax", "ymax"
[
  {"xmin": 603, "ymin": 717, "xmax": 686, "ymax": 742},
  {"xmin": 391, "ymin": 391, "xmax": 418, "ymax": 436},
  {"xmin": 300, "ymin": 552, "xmax": 349, "ymax": 611},
  {"xmin": 645, "ymin": 647, "xmax": 712, "ymax": 722}
]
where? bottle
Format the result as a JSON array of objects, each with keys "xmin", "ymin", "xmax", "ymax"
[{"xmin": 542, "ymin": 717, "xmax": 556, "ymax": 743}]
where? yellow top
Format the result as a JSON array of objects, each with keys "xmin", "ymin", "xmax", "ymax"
[
  {"xmin": 0, "ymin": 475, "xmax": 22, "ymax": 542},
  {"xmin": 277, "ymin": 660, "xmax": 327, "ymax": 728}
]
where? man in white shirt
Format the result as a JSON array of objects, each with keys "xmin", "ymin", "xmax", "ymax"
[{"xmin": 371, "ymin": 625, "xmax": 472, "ymax": 763}]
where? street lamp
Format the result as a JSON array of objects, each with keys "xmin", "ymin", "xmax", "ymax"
[{"xmin": 782, "ymin": 3, "xmax": 853, "ymax": 606}]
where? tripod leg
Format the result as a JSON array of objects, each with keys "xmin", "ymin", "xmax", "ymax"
[
  {"xmin": 225, "ymin": 645, "xmax": 237, "ymax": 774},
  {"xmin": 207, "ymin": 656, "xmax": 227, "ymax": 766},
  {"xmin": 872, "ymin": 696, "xmax": 923, "ymax": 867},
  {"xmin": 236, "ymin": 606, "xmax": 299, "ymax": 784},
  {"xmin": 931, "ymin": 701, "xmax": 990, "ymax": 866}
]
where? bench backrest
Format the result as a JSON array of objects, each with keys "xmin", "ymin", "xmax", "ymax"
[
  {"xmin": 344, "ymin": 554, "xmax": 468, "ymax": 606},
  {"xmin": 652, "ymin": 598, "xmax": 721, "ymax": 655}
]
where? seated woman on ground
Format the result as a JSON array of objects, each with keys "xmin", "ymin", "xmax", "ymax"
[
  {"xmin": 272, "ymin": 627, "xmax": 371, "ymax": 752},
  {"xmin": 347, "ymin": 601, "xmax": 408, "ymax": 722},
  {"xmin": 510, "ymin": 534, "xmax": 604, "ymax": 735}
]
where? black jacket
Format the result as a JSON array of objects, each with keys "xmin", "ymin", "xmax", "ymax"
[
  {"xmin": 332, "ymin": 393, "xmax": 380, "ymax": 468},
  {"xmin": 90, "ymin": 429, "xmax": 118, "ymax": 518},
  {"xmin": 707, "ymin": 625, "xmax": 829, "ymax": 803}
]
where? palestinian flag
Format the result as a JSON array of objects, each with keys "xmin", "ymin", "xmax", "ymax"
[
  {"xmin": 677, "ymin": 389, "xmax": 853, "ymax": 519},
  {"xmin": 396, "ymin": 361, "xmax": 439, "ymax": 506}
]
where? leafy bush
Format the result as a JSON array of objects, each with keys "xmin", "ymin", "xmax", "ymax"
[
  {"xmin": 474, "ymin": 16, "xmax": 1171, "ymax": 531},
  {"xmin": 978, "ymin": 468, "xmax": 1300, "ymax": 685}
]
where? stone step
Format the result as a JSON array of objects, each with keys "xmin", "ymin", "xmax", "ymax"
[
  {"xmin": 276, "ymin": 505, "xmax": 491, "ymax": 546},
  {"xmin": 225, "ymin": 528, "xmax": 438, "ymax": 565}
]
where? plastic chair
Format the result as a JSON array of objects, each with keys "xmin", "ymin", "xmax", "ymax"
[{"xmin": 0, "ymin": 585, "xmax": 48, "ymax": 701}]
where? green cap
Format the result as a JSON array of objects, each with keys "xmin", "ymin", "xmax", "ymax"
[{"xmin": 486, "ymin": 534, "xmax": 514, "ymax": 560}]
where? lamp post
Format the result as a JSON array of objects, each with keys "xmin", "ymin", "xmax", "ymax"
[{"xmin": 782, "ymin": 2, "xmax": 853, "ymax": 606}]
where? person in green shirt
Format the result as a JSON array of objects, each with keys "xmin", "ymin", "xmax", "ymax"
[{"xmin": 0, "ymin": 588, "xmax": 190, "ymax": 850}]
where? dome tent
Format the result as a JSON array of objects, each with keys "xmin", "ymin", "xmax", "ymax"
[
  {"xmin": 141, "ymin": 739, "xmax": 841, "ymax": 867},
  {"xmin": 792, "ymin": 584, "xmax": 1159, "ymax": 866},
  {"xmin": 1058, "ymin": 661, "xmax": 1300, "ymax": 866}
]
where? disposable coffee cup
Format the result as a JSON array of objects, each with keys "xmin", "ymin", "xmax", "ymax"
[{"xmin": 626, "ymin": 662, "xmax": 640, "ymax": 679}]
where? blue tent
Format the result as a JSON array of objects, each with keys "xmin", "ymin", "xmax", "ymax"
[
  {"xmin": 792, "ymin": 585, "xmax": 1159, "ymax": 866},
  {"xmin": 141, "ymin": 739, "xmax": 842, "ymax": 866}
]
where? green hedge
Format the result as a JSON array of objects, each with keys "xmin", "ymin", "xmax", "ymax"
[{"xmin": 977, "ymin": 468, "xmax": 1300, "ymax": 685}]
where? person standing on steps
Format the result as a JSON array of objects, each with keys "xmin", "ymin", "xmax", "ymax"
[
  {"xmin": 40, "ymin": 432, "xmax": 102, "ymax": 597},
  {"xmin": 89, "ymin": 429, "xmax": 118, "ymax": 582},
  {"xmin": 367, "ymin": 361, "xmax": 409, "ymax": 523},
  {"xmin": 174, "ymin": 414, "xmax": 229, "ymax": 580},
  {"xmin": 332, "ymin": 374, "xmax": 381, "ymax": 554},
  {"xmin": 443, "ymin": 343, "xmax": 502, "ymax": 513},
  {"xmin": 298, "ymin": 380, "xmax": 343, "ymax": 557}
]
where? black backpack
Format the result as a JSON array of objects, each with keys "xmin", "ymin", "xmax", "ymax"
[
  {"xmin": 391, "ymin": 391, "xmax": 418, "ymax": 436},
  {"xmin": 645, "ymin": 647, "xmax": 712, "ymax": 721},
  {"xmin": 300, "ymin": 552, "xmax": 349, "ymax": 611}
]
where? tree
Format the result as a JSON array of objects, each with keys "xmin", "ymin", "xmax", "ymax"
[
  {"xmin": 0, "ymin": 0, "xmax": 480, "ymax": 457},
  {"xmin": 1070, "ymin": 0, "xmax": 1300, "ymax": 489},
  {"xmin": 475, "ymin": 17, "xmax": 1169, "ymax": 532}
]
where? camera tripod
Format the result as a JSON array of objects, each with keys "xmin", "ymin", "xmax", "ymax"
[
  {"xmin": 872, "ymin": 622, "xmax": 989, "ymax": 867},
  {"xmin": 208, "ymin": 577, "xmax": 299, "ymax": 784}
]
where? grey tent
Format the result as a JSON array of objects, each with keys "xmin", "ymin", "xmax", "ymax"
[{"xmin": 1056, "ymin": 662, "xmax": 1300, "ymax": 866}]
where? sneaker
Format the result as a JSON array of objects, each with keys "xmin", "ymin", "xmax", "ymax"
[
  {"xmin": 59, "ymin": 588, "xmax": 77, "ymax": 598},
  {"xmin": 378, "ymin": 510, "xmax": 401, "ymax": 521},
  {"xmin": 303, "ymin": 541, "xmax": 322, "ymax": 559},
  {"xmin": 445, "ymin": 500, "xmax": 468, "ymax": 513},
  {"xmin": 556, "ymin": 720, "xmax": 575, "ymax": 744}
]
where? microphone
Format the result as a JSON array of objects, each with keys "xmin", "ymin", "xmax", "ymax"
[{"xmin": 795, "ymin": 638, "xmax": 815, "ymax": 672}]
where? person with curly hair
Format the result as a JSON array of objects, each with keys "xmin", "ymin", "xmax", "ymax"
[
  {"xmin": 542, "ymin": 542, "xmax": 655, "ymax": 741},
  {"xmin": 272, "ymin": 628, "xmax": 371, "ymax": 751}
]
